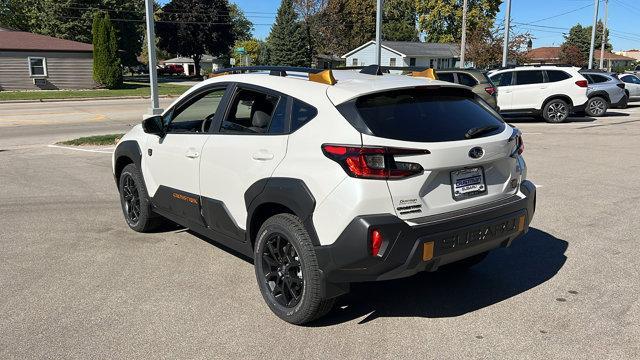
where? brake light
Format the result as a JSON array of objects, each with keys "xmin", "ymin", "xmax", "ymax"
[
  {"xmin": 322, "ymin": 144, "xmax": 429, "ymax": 180},
  {"xmin": 617, "ymin": 83, "xmax": 625, "ymax": 89},
  {"xmin": 575, "ymin": 80, "xmax": 588, "ymax": 88},
  {"xmin": 484, "ymin": 86, "xmax": 496, "ymax": 96},
  {"xmin": 370, "ymin": 229, "xmax": 383, "ymax": 257}
]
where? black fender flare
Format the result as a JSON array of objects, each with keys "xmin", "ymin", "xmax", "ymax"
[
  {"xmin": 244, "ymin": 178, "xmax": 320, "ymax": 246},
  {"xmin": 541, "ymin": 94, "xmax": 574, "ymax": 109},
  {"xmin": 113, "ymin": 140, "xmax": 143, "ymax": 187}
]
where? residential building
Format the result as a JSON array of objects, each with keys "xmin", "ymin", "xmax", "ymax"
[
  {"xmin": 0, "ymin": 29, "xmax": 94, "ymax": 90},
  {"xmin": 341, "ymin": 41, "xmax": 461, "ymax": 69},
  {"xmin": 615, "ymin": 49, "xmax": 640, "ymax": 62},
  {"xmin": 525, "ymin": 46, "xmax": 636, "ymax": 70},
  {"xmin": 162, "ymin": 55, "xmax": 223, "ymax": 76}
]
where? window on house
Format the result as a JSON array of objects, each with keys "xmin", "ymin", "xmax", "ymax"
[
  {"xmin": 352, "ymin": 58, "xmax": 358, "ymax": 66},
  {"xmin": 28, "ymin": 57, "xmax": 47, "ymax": 76},
  {"xmin": 409, "ymin": 57, "xmax": 416, "ymax": 66},
  {"xmin": 389, "ymin": 58, "xmax": 396, "ymax": 66}
]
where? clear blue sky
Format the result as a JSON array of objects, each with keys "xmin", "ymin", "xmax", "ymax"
[{"xmin": 160, "ymin": 0, "xmax": 640, "ymax": 51}]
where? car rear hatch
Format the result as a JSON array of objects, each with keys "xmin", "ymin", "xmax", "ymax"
[{"xmin": 335, "ymin": 86, "xmax": 524, "ymax": 222}]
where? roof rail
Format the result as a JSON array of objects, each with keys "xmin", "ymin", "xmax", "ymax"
[
  {"xmin": 337, "ymin": 65, "xmax": 437, "ymax": 76},
  {"xmin": 211, "ymin": 66, "xmax": 324, "ymax": 76}
]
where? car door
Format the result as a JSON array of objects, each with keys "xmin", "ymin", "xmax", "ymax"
[
  {"xmin": 143, "ymin": 85, "xmax": 230, "ymax": 224},
  {"xmin": 621, "ymin": 75, "xmax": 640, "ymax": 97},
  {"xmin": 489, "ymin": 71, "xmax": 514, "ymax": 110},
  {"xmin": 198, "ymin": 84, "xmax": 289, "ymax": 241},
  {"xmin": 511, "ymin": 70, "xmax": 545, "ymax": 110}
]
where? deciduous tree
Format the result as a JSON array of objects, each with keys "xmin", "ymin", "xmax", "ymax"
[
  {"xmin": 559, "ymin": 43, "xmax": 586, "ymax": 67},
  {"xmin": 466, "ymin": 25, "xmax": 532, "ymax": 69},
  {"xmin": 416, "ymin": 0, "xmax": 501, "ymax": 43},
  {"xmin": 564, "ymin": 22, "xmax": 611, "ymax": 60}
]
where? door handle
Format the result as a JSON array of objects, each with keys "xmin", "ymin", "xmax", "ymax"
[
  {"xmin": 252, "ymin": 151, "xmax": 274, "ymax": 161},
  {"xmin": 185, "ymin": 149, "xmax": 200, "ymax": 159}
]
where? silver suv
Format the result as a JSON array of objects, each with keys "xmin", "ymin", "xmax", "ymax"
[{"xmin": 580, "ymin": 71, "xmax": 628, "ymax": 116}]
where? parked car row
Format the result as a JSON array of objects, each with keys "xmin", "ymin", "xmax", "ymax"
[{"xmin": 436, "ymin": 65, "xmax": 638, "ymax": 122}]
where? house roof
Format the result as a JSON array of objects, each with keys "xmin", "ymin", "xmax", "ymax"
[
  {"xmin": 342, "ymin": 41, "xmax": 461, "ymax": 58},
  {"xmin": 594, "ymin": 51, "xmax": 635, "ymax": 61},
  {"xmin": 163, "ymin": 55, "xmax": 218, "ymax": 64},
  {"xmin": 526, "ymin": 47, "xmax": 561, "ymax": 60},
  {"xmin": 0, "ymin": 31, "xmax": 93, "ymax": 52}
]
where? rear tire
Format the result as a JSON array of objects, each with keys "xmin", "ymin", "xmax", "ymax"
[
  {"xmin": 254, "ymin": 213, "xmax": 335, "ymax": 325},
  {"xmin": 585, "ymin": 96, "xmax": 608, "ymax": 117},
  {"xmin": 118, "ymin": 163, "xmax": 161, "ymax": 232},
  {"xmin": 617, "ymin": 95, "xmax": 629, "ymax": 109},
  {"xmin": 542, "ymin": 99, "xmax": 569, "ymax": 123},
  {"xmin": 440, "ymin": 252, "xmax": 489, "ymax": 272}
]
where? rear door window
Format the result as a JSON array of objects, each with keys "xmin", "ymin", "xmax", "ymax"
[
  {"xmin": 590, "ymin": 74, "xmax": 610, "ymax": 83},
  {"xmin": 290, "ymin": 100, "xmax": 318, "ymax": 132},
  {"xmin": 438, "ymin": 73, "xmax": 455, "ymax": 83},
  {"xmin": 515, "ymin": 70, "xmax": 544, "ymax": 85},
  {"xmin": 457, "ymin": 73, "xmax": 478, "ymax": 87},
  {"xmin": 547, "ymin": 70, "xmax": 571, "ymax": 82},
  {"xmin": 353, "ymin": 87, "xmax": 504, "ymax": 142}
]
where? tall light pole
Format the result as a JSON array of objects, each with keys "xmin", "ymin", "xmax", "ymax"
[
  {"xmin": 375, "ymin": 0, "xmax": 383, "ymax": 66},
  {"xmin": 599, "ymin": 0, "xmax": 609, "ymax": 70},
  {"xmin": 460, "ymin": 0, "xmax": 468, "ymax": 68},
  {"xmin": 502, "ymin": 0, "xmax": 512, "ymax": 67},
  {"xmin": 144, "ymin": 0, "xmax": 162, "ymax": 116},
  {"xmin": 588, "ymin": 0, "xmax": 600, "ymax": 69}
]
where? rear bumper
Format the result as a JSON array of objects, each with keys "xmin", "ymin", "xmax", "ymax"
[
  {"xmin": 612, "ymin": 94, "xmax": 629, "ymax": 108},
  {"xmin": 315, "ymin": 181, "xmax": 536, "ymax": 294}
]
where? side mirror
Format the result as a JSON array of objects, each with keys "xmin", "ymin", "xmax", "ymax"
[{"xmin": 142, "ymin": 115, "xmax": 165, "ymax": 136}]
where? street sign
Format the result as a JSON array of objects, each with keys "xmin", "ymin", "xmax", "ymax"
[
  {"xmin": 230, "ymin": 58, "xmax": 236, "ymax": 66},
  {"xmin": 235, "ymin": 47, "xmax": 246, "ymax": 55}
]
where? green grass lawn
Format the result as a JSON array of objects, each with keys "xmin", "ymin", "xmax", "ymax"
[
  {"xmin": 58, "ymin": 134, "xmax": 125, "ymax": 146},
  {"xmin": 0, "ymin": 82, "xmax": 190, "ymax": 101}
]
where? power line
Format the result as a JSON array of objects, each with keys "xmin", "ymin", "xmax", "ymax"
[{"xmin": 524, "ymin": 3, "xmax": 593, "ymax": 24}]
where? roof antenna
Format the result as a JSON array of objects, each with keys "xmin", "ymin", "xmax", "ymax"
[{"xmin": 359, "ymin": 65, "xmax": 383, "ymax": 76}]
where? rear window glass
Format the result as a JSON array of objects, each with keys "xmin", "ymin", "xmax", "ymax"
[
  {"xmin": 291, "ymin": 99, "xmax": 317, "ymax": 132},
  {"xmin": 590, "ymin": 74, "xmax": 609, "ymax": 83},
  {"xmin": 354, "ymin": 88, "xmax": 504, "ymax": 142},
  {"xmin": 547, "ymin": 70, "xmax": 571, "ymax": 82}
]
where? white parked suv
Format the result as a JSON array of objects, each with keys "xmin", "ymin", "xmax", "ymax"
[
  {"xmin": 488, "ymin": 66, "xmax": 589, "ymax": 123},
  {"xmin": 113, "ymin": 66, "xmax": 536, "ymax": 324}
]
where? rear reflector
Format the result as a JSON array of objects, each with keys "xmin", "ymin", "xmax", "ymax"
[
  {"xmin": 322, "ymin": 144, "xmax": 429, "ymax": 180},
  {"xmin": 484, "ymin": 86, "xmax": 496, "ymax": 96},
  {"xmin": 575, "ymin": 80, "xmax": 588, "ymax": 88},
  {"xmin": 370, "ymin": 229, "xmax": 383, "ymax": 257},
  {"xmin": 423, "ymin": 242, "xmax": 434, "ymax": 261}
]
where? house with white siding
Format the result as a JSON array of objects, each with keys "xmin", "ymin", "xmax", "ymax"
[
  {"xmin": 342, "ymin": 40, "xmax": 462, "ymax": 69},
  {"xmin": 0, "ymin": 29, "xmax": 94, "ymax": 91}
]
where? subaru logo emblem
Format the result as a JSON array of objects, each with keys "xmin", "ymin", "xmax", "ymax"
[{"xmin": 469, "ymin": 147, "xmax": 484, "ymax": 159}]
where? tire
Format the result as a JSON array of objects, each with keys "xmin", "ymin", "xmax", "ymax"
[
  {"xmin": 118, "ymin": 163, "xmax": 161, "ymax": 232},
  {"xmin": 440, "ymin": 252, "xmax": 489, "ymax": 272},
  {"xmin": 585, "ymin": 96, "xmax": 609, "ymax": 117},
  {"xmin": 542, "ymin": 99, "xmax": 569, "ymax": 123},
  {"xmin": 254, "ymin": 213, "xmax": 335, "ymax": 325},
  {"xmin": 617, "ymin": 95, "xmax": 629, "ymax": 109}
]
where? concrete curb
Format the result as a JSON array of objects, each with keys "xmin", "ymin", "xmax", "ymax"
[{"xmin": 0, "ymin": 94, "xmax": 180, "ymax": 104}]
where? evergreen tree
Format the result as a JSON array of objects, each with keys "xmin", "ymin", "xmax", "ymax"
[
  {"xmin": 564, "ymin": 22, "xmax": 611, "ymax": 60},
  {"xmin": 267, "ymin": 0, "xmax": 310, "ymax": 67},
  {"xmin": 92, "ymin": 13, "xmax": 123, "ymax": 89}
]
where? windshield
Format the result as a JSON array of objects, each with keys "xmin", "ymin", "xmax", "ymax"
[{"xmin": 352, "ymin": 87, "xmax": 505, "ymax": 142}]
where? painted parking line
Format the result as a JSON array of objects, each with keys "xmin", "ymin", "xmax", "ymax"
[{"xmin": 47, "ymin": 144, "xmax": 114, "ymax": 154}]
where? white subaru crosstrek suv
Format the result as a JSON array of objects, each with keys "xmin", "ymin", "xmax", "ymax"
[
  {"xmin": 113, "ymin": 65, "xmax": 536, "ymax": 324},
  {"xmin": 488, "ymin": 66, "xmax": 589, "ymax": 123}
]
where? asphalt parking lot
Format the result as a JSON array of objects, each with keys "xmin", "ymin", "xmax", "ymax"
[{"xmin": 1, "ymin": 100, "xmax": 639, "ymax": 359}]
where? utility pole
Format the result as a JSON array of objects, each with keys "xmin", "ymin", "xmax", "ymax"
[
  {"xmin": 502, "ymin": 0, "xmax": 512, "ymax": 67},
  {"xmin": 588, "ymin": 0, "xmax": 600, "ymax": 69},
  {"xmin": 599, "ymin": 0, "xmax": 609, "ymax": 70},
  {"xmin": 375, "ymin": 0, "xmax": 383, "ymax": 66},
  {"xmin": 144, "ymin": 0, "xmax": 162, "ymax": 115},
  {"xmin": 460, "ymin": 0, "xmax": 468, "ymax": 68}
]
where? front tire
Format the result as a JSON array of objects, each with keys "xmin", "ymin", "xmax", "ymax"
[
  {"xmin": 118, "ymin": 163, "xmax": 161, "ymax": 232},
  {"xmin": 543, "ymin": 99, "xmax": 569, "ymax": 123},
  {"xmin": 585, "ymin": 96, "xmax": 608, "ymax": 117},
  {"xmin": 254, "ymin": 213, "xmax": 335, "ymax": 325}
]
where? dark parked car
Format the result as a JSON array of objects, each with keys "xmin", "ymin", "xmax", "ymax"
[{"xmin": 437, "ymin": 69, "xmax": 499, "ymax": 110}]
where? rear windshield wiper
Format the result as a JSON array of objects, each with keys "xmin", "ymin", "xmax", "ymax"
[{"xmin": 465, "ymin": 125, "xmax": 500, "ymax": 139}]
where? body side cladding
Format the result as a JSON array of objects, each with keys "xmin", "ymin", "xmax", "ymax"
[
  {"xmin": 113, "ymin": 140, "xmax": 143, "ymax": 187},
  {"xmin": 244, "ymin": 178, "xmax": 320, "ymax": 246}
]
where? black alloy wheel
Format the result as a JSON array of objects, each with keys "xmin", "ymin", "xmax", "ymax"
[
  {"xmin": 121, "ymin": 173, "xmax": 141, "ymax": 225},
  {"xmin": 261, "ymin": 233, "xmax": 304, "ymax": 308}
]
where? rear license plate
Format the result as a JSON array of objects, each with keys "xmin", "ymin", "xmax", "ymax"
[{"xmin": 451, "ymin": 167, "xmax": 487, "ymax": 200}]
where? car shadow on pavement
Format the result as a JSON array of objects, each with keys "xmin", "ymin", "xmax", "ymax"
[
  {"xmin": 504, "ymin": 116, "xmax": 597, "ymax": 123},
  {"xmin": 311, "ymin": 228, "xmax": 567, "ymax": 326}
]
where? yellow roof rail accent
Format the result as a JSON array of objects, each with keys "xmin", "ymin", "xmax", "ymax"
[
  {"xmin": 308, "ymin": 69, "xmax": 337, "ymax": 85},
  {"xmin": 411, "ymin": 68, "xmax": 438, "ymax": 80}
]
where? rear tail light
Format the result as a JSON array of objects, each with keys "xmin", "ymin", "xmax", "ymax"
[
  {"xmin": 516, "ymin": 135, "xmax": 524, "ymax": 155},
  {"xmin": 575, "ymin": 80, "xmax": 588, "ymax": 88},
  {"xmin": 484, "ymin": 86, "xmax": 496, "ymax": 96},
  {"xmin": 370, "ymin": 229, "xmax": 383, "ymax": 257},
  {"xmin": 617, "ymin": 83, "xmax": 625, "ymax": 89},
  {"xmin": 509, "ymin": 128, "xmax": 524, "ymax": 156},
  {"xmin": 322, "ymin": 144, "xmax": 429, "ymax": 180}
]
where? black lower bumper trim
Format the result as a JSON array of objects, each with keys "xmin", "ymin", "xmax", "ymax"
[{"xmin": 315, "ymin": 181, "xmax": 536, "ymax": 296}]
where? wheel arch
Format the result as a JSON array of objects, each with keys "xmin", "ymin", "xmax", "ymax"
[
  {"xmin": 541, "ymin": 94, "xmax": 574, "ymax": 110},
  {"xmin": 245, "ymin": 178, "xmax": 320, "ymax": 247},
  {"xmin": 587, "ymin": 90, "xmax": 611, "ymax": 103},
  {"xmin": 113, "ymin": 140, "xmax": 142, "ymax": 187}
]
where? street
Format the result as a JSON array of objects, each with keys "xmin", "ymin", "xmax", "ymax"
[{"xmin": 1, "ymin": 99, "xmax": 639, "ymax": 359}]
